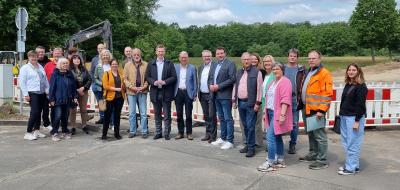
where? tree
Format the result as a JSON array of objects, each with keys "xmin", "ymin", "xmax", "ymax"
[
  {"xmin": 350, "ymin": 0, "xmax": 400, "ymax": 63},
  {"xmin": 134, "ymin": 24, "xmax": 187, "ymax": 61},
  {"xmin": 0, "ymin": 0, "xmax": 159, "ymax": 60}
]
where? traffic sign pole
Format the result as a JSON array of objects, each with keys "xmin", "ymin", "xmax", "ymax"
[{"xmin": 16, "ymin": 7, "xmax": 28, "ymax": 115}]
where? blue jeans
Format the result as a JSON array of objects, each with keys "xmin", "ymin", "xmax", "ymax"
[
  {"xmin": 266, "ymin": 109, "xmax": 284, "ymax": 163},
  {"xmin": 340, "ymin": 116, "xmax": 365, "ymax": 172},
  {"xmin": 51, "ymin": 104, "xmax": 70, "ymax": 134},
  {"xmin": 93, "ymin": 89, "xmax": 114, "ymax": 124},
  {"xmin": 238, "ymin": 100, "xmax": 256, "ymax": 150},
  {"xmin": 289, "ymin": 109, "xmax": 299, "ymax": 145},
  {"xmin": 215, "ymin": 99, "xmax": 234, "ymax": 143},
  {"xmin": 93, "ymin": 89, "xmax": 105, "ymax": 119},
  {"xmin": 127, "ymin": 94, "xmax": 148, "ymax": 135}
]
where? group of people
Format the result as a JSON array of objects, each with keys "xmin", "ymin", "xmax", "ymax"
[{"xmin": 19, "ymin": 44, "xmax": 368, "ymax": 176}]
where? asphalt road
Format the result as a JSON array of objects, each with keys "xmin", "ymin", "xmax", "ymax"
[{"xmin": 0, "ymin": 119, "xmax": 399, "ymax": 190}]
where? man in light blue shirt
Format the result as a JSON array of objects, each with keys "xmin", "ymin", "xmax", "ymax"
[
  {"xmin": 209, "ymin": 47, "xmax": 236, "ymax": 150},
  {"xmin": 198, "ymin": 50, "xmax": 217, "ymax": 142}
]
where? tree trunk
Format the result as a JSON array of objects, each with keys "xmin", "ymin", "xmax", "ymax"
[
  {"xmin": 371, "ymin": 47, "xmax": 376, "ymax": 64},
  {"xmin": 388, "ymin": 48, "xmax": 392, "ymax": 60}
]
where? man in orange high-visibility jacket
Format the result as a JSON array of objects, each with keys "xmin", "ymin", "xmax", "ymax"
[{"xmin": 298, "ymin": 50, "xmax": 333, "ymax": 170}]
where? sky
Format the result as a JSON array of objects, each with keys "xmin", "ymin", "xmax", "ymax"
[{"xmin": 153, "ymin": 0, "xmax": 400, "ymax": 27}]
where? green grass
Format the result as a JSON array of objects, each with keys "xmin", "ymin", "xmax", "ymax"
[{"xmin": 188, "ymin": 56, "xmax": 390, "ymax": 72}]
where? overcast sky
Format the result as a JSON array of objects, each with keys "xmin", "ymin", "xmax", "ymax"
[{"xmin": 154, "ymin": 0, "xmax": 400, "ymax": 27}]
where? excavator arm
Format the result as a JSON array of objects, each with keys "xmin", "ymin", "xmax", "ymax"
[{"xmin": 64, "ymin": 20, "xmax": 113, "ymax": 53}]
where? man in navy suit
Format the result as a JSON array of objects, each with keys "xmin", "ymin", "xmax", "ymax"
[
  {"xmin": 146, "ymin": 44, "xmax": 177, "ymax": 140},
  {"xmin": 174, "ymin": 51, "xmax": 198, "ymax": 140},
  {"xmin": 209, "ymin": 47, "xmax": 236, "ymax": 150}
]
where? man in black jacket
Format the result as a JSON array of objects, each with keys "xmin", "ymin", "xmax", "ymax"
[
  {"xmin": 146, "ymin": 44, "xmax": 177, "ymax": 140},
  {"xmin": 35, "ymin": 46, "xmax": 52, "ymax": 131}
]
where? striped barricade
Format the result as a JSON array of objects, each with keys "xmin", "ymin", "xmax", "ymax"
[{"xmin": 12, "ymin": 77, "xmax": 400, "ymax": 128}]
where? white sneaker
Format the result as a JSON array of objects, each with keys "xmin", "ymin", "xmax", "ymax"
[
  {"xmin": 33, "ymin": 130, "xmax": 46, "ymax": 138},
  {"xmin": 257, "ymin": 161, "xmax": 276, "ymax": 172},
  {"xmin": 43, "ymin": 125, "xmax": 53, "ymax": 132},
  {"xmin": 24, "ymin": 133, "xmax": 37, "ymax": 140},
  {"xmin": 64, "ymin": 133, "xmax": 72, "ymax": 140},
  {"xmin": 220, "ymin": 142, "xmax": 234, "ymax": 150},
  {"xmin": 52, "ymin": 133, "xmax": 61, "ymax": 142},
  {"xmin": 211, "ymin": 138, "xmax": 225, "ymax": 146}
]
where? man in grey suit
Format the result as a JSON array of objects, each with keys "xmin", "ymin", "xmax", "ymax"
[
  {"xmin": 209, "ymin": 47, "xmax": 236, "ymax": 150},
  {"xmin": 174, "ymin": 51, "xmax": 197, "ymax": 140},
  {"xmin": 198, "ymin": 50, "xmax": 217, "ymax": 143}
]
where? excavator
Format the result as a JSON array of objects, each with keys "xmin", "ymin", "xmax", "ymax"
[{"xmin": 64, "ymin": 20, "xmax": 113, "ymax": 59}]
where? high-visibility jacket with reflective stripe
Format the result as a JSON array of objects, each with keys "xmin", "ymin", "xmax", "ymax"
[{"xmin": 304, "ymin": 66, "xmax": 333, "ymax": 115}]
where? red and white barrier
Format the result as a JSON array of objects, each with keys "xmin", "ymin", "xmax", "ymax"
[{"xmin": 13, "ymin": 77, "xmax": 400, "ymax": 128}]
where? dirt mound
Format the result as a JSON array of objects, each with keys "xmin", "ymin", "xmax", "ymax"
[
  {"xmin": 0, "ymin": 103, "xmax": 28, "ymax": 120},
  {"xmin": 332, "ymin": 62, "xmax": 400, "ymax": 82}
]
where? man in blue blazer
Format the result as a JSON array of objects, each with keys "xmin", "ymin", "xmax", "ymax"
[
  {"xmin": 146, "ymin": 44, "xmax": 177, "ymax": 140},
  {"xmin": 209, "ymin": 47, "xmax": 236, "ymax": 150},
  {"xmin": 174, "ymin": 51, "xmax": 198, "ymax": 140}
]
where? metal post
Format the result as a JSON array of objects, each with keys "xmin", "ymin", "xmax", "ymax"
[{"xmin": 19, "ymin": 52, "xmax": 23, "ymax": 114}]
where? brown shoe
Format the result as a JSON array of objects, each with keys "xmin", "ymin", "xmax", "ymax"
[
  {"xmin": 187, "ymin": 134, "xmax": 194, "ymax": 140},
  {"xmin": 207, "ymin": 139, "xmax": 212, "ymax": 143},
  {"xmin": 175, "ymin": 134, "xmax": 184, "ymax": 140}
]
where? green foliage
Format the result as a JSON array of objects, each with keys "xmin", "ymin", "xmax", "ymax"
[
  {"xmin": 134, "ymin": 24, "xmax": 187, "ymax": 62},
  {"xmin": 0, "ymin": 0, "xmax": 159, "ymax": 61},
  {"xmin": 1, "ymin": 0, "xmax": 398, "ymax": 62},
  {"xmin": 350, "ymin": 0, "xmax": 400, "ymax": 61}
]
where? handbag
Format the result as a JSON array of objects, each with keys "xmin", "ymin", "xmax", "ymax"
[
  {"xmin": 332, "ymin": 85, "xmax": 356, "ymax": 134},
  {"xmin": 98, "ymin": 72, "xmax": 109, "ymax": 111},
  {"xmin": 332, "ymin": 115, "xmax": 341, "ymax": 134}
]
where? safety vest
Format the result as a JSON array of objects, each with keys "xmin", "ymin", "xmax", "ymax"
[{"xmin": 304, "ymin": 66, "xmax": 333, "ymax": 115}]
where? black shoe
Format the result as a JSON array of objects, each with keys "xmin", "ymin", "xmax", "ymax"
[
  {"xmin": 128, "ymin": 133, "xmax": 136, "ymax": 138},
  {"xmin": 288, "ymin": 144, "xmax": 296, "ymax": 154},
  {"xmin": 82, "ymin": 126, "xmax": 89, "ymax": 134},
  {"xmin": 115, "ymin": 135, "xmax": 122, "ymax": 140},
  {"xmin": 101, "ymin": 135, "xmax": 107, "ymax": 140},
  {"xmin": 71, "ymin": 128, "xmax": 76, "ymax": 135},
  {"xmin": 142, "ymin": 134, "xmax": 148, "ymax": 139},
  {"xmin": 165, "ymin": 135, "xmax": 171, "ymax": 140},
  {"xmin": 239, "ymin": 146, "xmax": 248, "ymax": 153},
  {"xmin": 153, "ymin": 134, "xmax": 162, "ymax": 140},
  {"xmin": 245, "ymin": 149, "xmax": 255, "ymax": 157},
  {"xmin": 299, "ymin": 155, "xmax": 317, "ymax": 162},
  {"xmin": 309, "ymin": 162, "xmax": 328, "ymax": 170},
  {"xmin": 95, "ymin": 119, "xmax": 103, "ymax": 124}
]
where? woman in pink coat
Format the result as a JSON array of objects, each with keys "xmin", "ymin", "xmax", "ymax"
[{"xmin": 257, "ymin": 62, "xmax": 293, "ymax": 172}]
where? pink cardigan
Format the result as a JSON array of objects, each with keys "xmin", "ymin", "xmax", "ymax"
[{"xmin": 264, "ymin": 76, "xmax": 293, "ymax": 135}]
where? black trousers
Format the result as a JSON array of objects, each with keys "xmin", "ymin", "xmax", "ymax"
[
  {"xmin": 175, "ymin": 89, "xmax": 193, "ymax": 135},
  {"xmin": 27, "ymin": 92, "xmax": 46, "ymax": 133},
  {"xmin": 42, "ymin": 96, "xmax": 51, "ymax": 127},
  {"xmin": 103, "ymin": 97, "xmax": 124, "ymax": 137},
  {"xmin": 199, "ymin": 92, "xmax": 217, "ymax": 140},
  {"xmin": 153, "ymin": 89, "xmax": 172, "ymax": 136}
]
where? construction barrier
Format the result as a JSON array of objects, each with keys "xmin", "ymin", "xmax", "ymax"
[{"xmin": 13, "ymin": 77, "xmax": 400, "ymax": 128}]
